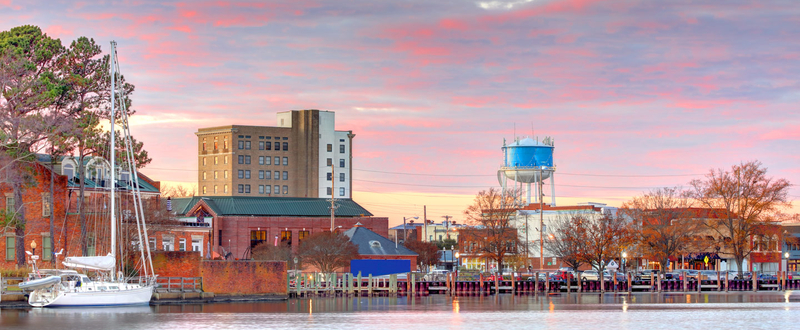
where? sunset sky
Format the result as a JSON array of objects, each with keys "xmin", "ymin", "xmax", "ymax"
[{"xmin": 3, "ymin": 0, "xmax": 798, "ymax": 226}]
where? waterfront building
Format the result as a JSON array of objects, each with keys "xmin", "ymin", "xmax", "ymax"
[
  {"xmin": 171, "ymin": 196, "xmax": 388, "ymax": 259},
  {"xmin": 195, "ymin": 109, "xmax": 355, "ymax": 199},
  {"xmin": 0, "ymin": 155, "xmax": 210, "ymax": 269}
]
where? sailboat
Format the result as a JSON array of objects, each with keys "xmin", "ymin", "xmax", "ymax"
[{"xmin": 21, "ymin": 41, "xmax": 157, "ymax": 307}]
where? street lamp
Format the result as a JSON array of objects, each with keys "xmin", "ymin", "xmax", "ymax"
[
  {"xmin": 455, "ymin": 251, "xmax": 460, "ymax": 271},
  {"xmin": 622, "ymin": 252, "xmax": 628, "ymax": 273},
  {"xmin": 403, "ymin": 216, "xmax": 418, "ymax": 243}
]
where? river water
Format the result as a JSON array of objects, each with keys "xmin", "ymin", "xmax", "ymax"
[{"xmin": 2, "ymin": 292, "xmax": 799, "ymax": 329}]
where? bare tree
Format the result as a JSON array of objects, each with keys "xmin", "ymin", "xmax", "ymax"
[
  {"xmin": 252, "ymin": 243, "xmax": 293, "ymax": 263},
  {"xmin": 463, "ymin": 187, "xmax": 521, "ymax": 274},
  {"xmin": 296, "ymin": 232, "xmax": 359, "ymax": 274},
  {"xmin": 403, "ymin": 239, "xmax": 440, "ymax": 272},
  {"xmin": 583, "ymin": 213, "xmax": 633, "ymax": 277},
  {"xmin": 622, "ymin": 187, "xmax": 699, "ymax": 272},
  {"xmin": 161, "ymin": 183, "xmax": 196, "ymax": 198},
  {"xmin": 545, "ymin": 213, "xmax": 588, "ymax": 272},
  {"xmin": 688, "ymin": 161, "xmax": 792, "ymax": 276}
]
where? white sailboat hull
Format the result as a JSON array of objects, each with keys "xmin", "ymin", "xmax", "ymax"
[{"xmin": 29, "ymin": 282, "xmax": 155, "ymax": 308}]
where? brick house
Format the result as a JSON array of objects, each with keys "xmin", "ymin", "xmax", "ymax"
[
  {"xmin": 170, "ymin": 196, "xmax": 388, "ymax": 260},
  {"xmin": 0, "ymin": 155, "xmax": 210, "ymax": 269}
]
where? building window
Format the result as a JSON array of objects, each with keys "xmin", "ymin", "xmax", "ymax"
[
  {"xmin": 339, "ymin": 173, "xmax": 345, "ymax": 182},
  {"xmin": 274, "ymin": 142, "xmax": 280, "ymax": 151},
  {"xmin": 202, "ymin": 157, "xmax": 206, "ymax": 166},
  {"xmin": 265, "ymin": 185, "xmax": 272, "ymax": 194},
  {"xmin": 43, "ymin": 236, "xmax": 52, "ymax": 260},
  {"xmin": 259, "ymin": 141, "xmax": 264, "ymax": 150},
  {"xmin": 214, "ymin": 185, "xmax": 218, "ymax": 194},
  {"xmin": 5, "ymin": 196, "xmax": 13, "ymax": 212},
  {"xmin": 214, "ymin": 171, "xmax": 218, "ymax": 179},
  {"xmin": 274, "ymin": 185, "xmax": 280, "ymax": 195},
  {"xmin": 179, "ymin": 238, "xmax": 186, "ymax": 251},
  {"xmin": 327, "ymin": 173, "xmax": 332, "ymax": 181},
  {"xmin": 339, "ymin": 187, "xmax": 345, "ymax": 196},
  {"xmin": 202, "ymin": 138, "xmax": 206, "ymax": 151},
  {"xmin": 283, "ymin": 157, "xmax": 288, "ymax": 166},
  {"xmin": 224, "ymin": 185, "xmax": 228, "ymax": 193},
  {"xmin": 87, "ymin": 233, "xmax": 96, "ymax": 256},
  {"xmin": 224, "ymin": 156, "xmax": 228, "ymax": 164},
  {"xmin": 282, "ymin": 142, "xmax": 288, "ymax": 151},
  {"xmin": 251, "ymin": 230, "xmax": 267, "ymax": 249},
  {"xmin": 192, "ymin": 238, "xmax": 202, "ymax": 253},
  {"xmin": 258, "ymin": 185, "xmax": 264, "ymax": 194},
  {"xmin": 265, "ymin": 156, "xmax": 271, "ymax": 165},
  {"xmin": 245, "ymin": 156, "xmax": 251, "ymax": 164},
  {"xmin": 224, "ymin": 170, "xmax": 228, "ymax": 179},
  {"xmin": 326, "ymin": 187, "xmax": 332, "ymax": 196},
  {"xmin": 327, "ymin": 158, "xmax": 332, "ymax": 166},
  {"xmin": 42, "ymin": 193, "xmax": 51, "ymax": 217},
  {"xmin": 63, "ymin": 163, "xmax": 74, "ymax": 179},
  {"xmin": 203, "ymin": 172, "xmax": 207, "ymax": 180},
  {"xmin": 274, "ymin": 157, "xmax": 279, "ymax": 165},
  {"xmin": 264, "ymin": 171, "xmax": 271, "ymax": 180},
  {"xmin": 281, "ymin": 230, "xmax": 292, "ymax": 248},
  {"xmin": 245, "ymin": 185, "xmax": 251, "ymax": 193},
  {"xmin": 214, "ymin": 156, "xmax": 218, "ymax": 165},
  {"xmin": 238, "ymin": 155, "xmax": 244, "ymax": 164},
  {"xmin": 149, "ymin": 237, "xmax": 156, "ymax": 251},
  {"xmin": 259, "ymin": 156, "xmax": 264, "ymax": 165},
  {"xmin": 223, "ymin": 138, "xmax": 228, "ymax": 149},
  {"xmin": 202, "ymin": 186, "xmax": 207, "ymax": 194},
  {"xmin": 265, "ymin": 141, "xmax": 271, "ymax": 151},
  {"xmin": 298, "ymin": 230, "xmax": 309, "ymax": 243},
  {"xmin": 245, "ymin": 170, "xmax": 251, "ymax": 179},
  {"xmin": 282, "ymin": 171, "xmax": 288, "ymax": 180},
  {"xmin": 340, "ymin": 144, "xmax": 345, "ymax": 153},
  {"xmin": 6, "ymin": 236, "xmax": 15, "ymax": 260},
  {"xmin": 340, "ymin": 159, "xmax": 345, "ymax": 168},
  {"xmin": 259, "ymin": 170, "xmax": 264, "ymax": 179},
  {"xmin": 283, "ymin": 185, "xmax": 288, "ymax": 194},
  {"xmin": 327, "ymin": 144, "xmax": 332, "ymax": 152},
  {"xmin": 214, "ymin": 137, "xmax": 218, "ymax": 150},
  {"xmin": 238, "ymin": 184, "xmax": 244, "ymax": 193},
  {"xmin": 238, "ymin": 170, "xmax": 244, "ymax": 179},
  {"xmin": 245, "ymin": 141, "xmax": 251, "ymax": 150},
  {"xmin": 163, "ymin": 236, "xmax": 174, "ymax": 252},
  {"xmin": 238, "ymin": 141, "xmax": 244, "ymax": 149},
  {"xmin": 274, "ymin": 171, "xmax": 280, "ymax": 181}
]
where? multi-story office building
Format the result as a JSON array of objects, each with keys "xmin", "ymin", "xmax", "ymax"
[{"xmin": 195, "ymin": 110, "xmax": 355, "ymax": 198}]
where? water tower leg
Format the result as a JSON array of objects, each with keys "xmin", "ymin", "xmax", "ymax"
[
  {"xmin": 526, "ymin": 183, "xmax": 532, "ymax": 205},
  {"xmin": 550, "ymin": 172, "xmax": 556, "ymax": 207}
]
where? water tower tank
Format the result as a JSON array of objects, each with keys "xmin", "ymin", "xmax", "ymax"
[{"xmin": 501, "ymin": 137, "xmax": 554, "ymax": 183}]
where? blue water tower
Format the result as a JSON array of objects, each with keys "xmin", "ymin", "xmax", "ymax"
[{"xmin": 499, "ymin": 137, "xmax": 556, "ymax": 206}]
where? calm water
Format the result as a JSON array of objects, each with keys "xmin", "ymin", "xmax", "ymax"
[{"xmin": 2, "ymin": 292, "xmax": 800, "ymax": 330}]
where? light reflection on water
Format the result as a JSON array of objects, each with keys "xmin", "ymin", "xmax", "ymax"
[{"xmin": 2, "ymin": 292, "xmax": 800, "ymax": 330}]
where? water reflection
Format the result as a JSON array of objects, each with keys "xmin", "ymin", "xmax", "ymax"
[{"xmin": 1, "ymin": 292, "xmax": 799, "ymax": 330}]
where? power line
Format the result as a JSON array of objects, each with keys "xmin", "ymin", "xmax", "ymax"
[{"xmin": 353, "ymin": 168, "xmax": 705, "ymax": 178}]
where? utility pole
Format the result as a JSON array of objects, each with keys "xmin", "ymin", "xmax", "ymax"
[
  {"xmin": 442, "ymin": 215, "xmax": 452, "ymax": 240},
  {"xmin": 423, "ymin": 205, "xmax": 428, "ymax": 242},
  {"xmin": 539, "ymin": 167, "xmax": 544, "ymax": 271}
]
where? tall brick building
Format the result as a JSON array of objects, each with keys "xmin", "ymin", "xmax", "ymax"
[{"xmin": 195, "ymin": 109, "xmax": 355, "ymax": 199}]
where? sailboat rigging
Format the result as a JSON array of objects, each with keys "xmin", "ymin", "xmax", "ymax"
[{"xmin": 21, "ymin": 41, "xmax": 157, "ymax": 307}]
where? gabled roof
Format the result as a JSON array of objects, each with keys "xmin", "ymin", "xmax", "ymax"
[
  {"xmin": 342, "ymin": 226, "xmax": 417, "ymax": 256},
  {"xmin": 32, "ymin": 154, "xmax": 159, "ymax": 193},
  {"xmin": 172, "ymin": 196, "xmax": 373, "ymax": 217}
]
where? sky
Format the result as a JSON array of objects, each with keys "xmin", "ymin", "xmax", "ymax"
[{"xmin": 2, "ymin": 0, "xmax": 798, "ymax": 226}]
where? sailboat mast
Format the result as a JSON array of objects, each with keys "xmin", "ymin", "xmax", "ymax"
[{"xmin": 110, "ymin": 41, "xmax": 117, "ymax": 271}]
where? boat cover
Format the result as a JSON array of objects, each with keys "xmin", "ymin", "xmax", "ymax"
[{"xmin": 63, "ymin": 254, "xmax": 116, "ymax": 271}]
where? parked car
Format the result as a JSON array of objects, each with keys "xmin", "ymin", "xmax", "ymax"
[
  {"xmin": 698, "ymin": 270, "xmax": 721, "ymax": 281},
  {"xmin": 527, "ymin": 273, "xmax": 548, "ymax": 281},
  {"xmin": 634, "ymin": 269, "xmax": 660, "ymax": 281},
  {"xmin": 787, "ymin": 272, "xmax": 800, "ymax": 280},
  {"xmin": 757, "ymin": 273, "xmax": 777, "ymax": 280},
  {"xmin": 673, "ymin": 269, "xmax": 699, "ymax": 281},
  {"xmin": 604, "ymin": 270, "xmax": 626, "ymax": 282},
  {"xmin": 581, "ymin": 270, "xmax": 601, "ymax": 281},
  {"xmin": 728, "ymin": 271, "xmax": 752, "ymax": 280},
  {"xmin": 552, "ymin": 270, "xmax": 575, "ymax": 281}
]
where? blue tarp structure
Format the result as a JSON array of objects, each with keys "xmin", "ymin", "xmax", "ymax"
[{"xmin": 350, "ymin": 259, "xmax": 411, "ymax": 277}]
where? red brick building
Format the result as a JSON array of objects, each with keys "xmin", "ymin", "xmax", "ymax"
[
  {"xmin": 171, "ymin": 196, "xmax": 388, "ymax": 260},
  {"xmin": 0, "ymin": 155, "xmax": 210, "ymax": 269}
]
